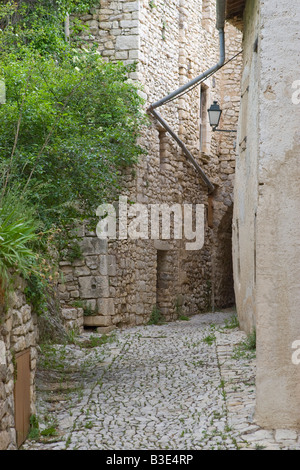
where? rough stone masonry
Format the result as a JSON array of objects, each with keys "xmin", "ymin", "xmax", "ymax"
[{"xmin": 58, "ymin": 0, "xmax": 243, "ymax": 333}]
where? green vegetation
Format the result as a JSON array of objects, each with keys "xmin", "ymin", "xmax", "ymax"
[
  {"xmin": 203, "ymin": 333, "xmax": 216, "ymax": 346},
  {"xmin": 223, "ymin": 314, "xmax": 239, "ymax": 330},
  {"xmin": 28, "ymin": 414, "xmax": 40, "ymax": 440},
  {"xmin": 72, "ymin": 300, "xmax": 98, "ymax": 317},
  {"xmin": 0, "ymin": 51, "xmax": 145, "ymax": 229},
  {"xmin": 82, "ymin": 303, "xmax": 97, "ymax": 317},
  {"xmin": 40, "ymin": 425, "xmax": 58, "ymax": 438},
  {"xmin": 0, "ymin": 1, "xmax": 146, "ymax": 314},
  {"xmin": 178, "ymin": 315, "xmax": 190, "ymax": 321},
  {"xmin": 28, "ymin": 413, "xmax": 60, "ymax": 442},
  {"xmin": 232, "ymin": 328, "xmax": 256, "ymax": 359},
  {"xmin": 148, "ymin": 305, "xmax": 165, "ymax": 325},
  {"xmin": 0, "ymin": 192, "xmax": 40, "ymax": 289},
  {"xmin": 244, "ymin": 328, "xmax": 256, "ymax": 351},
  {"xmin": 80, "ymin": 332, "xmax": 116, "ymax": 348}
]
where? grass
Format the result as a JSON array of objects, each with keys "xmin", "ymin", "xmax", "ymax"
[
  {"xmin": 148, "ymin": 306, "xmax": 165, "ymax": 325},
  {"xmin": 223, "ymin": 315, "xmax": 239, "ymax": 330},
  {"xmin": 28, "ymin": 415, "xmax": 40, "ymax": 441},
  {"xmin": 80, "ymin": 332, "xmax": 116, "ymax": 349},
  {"xmin": 72, "ymin": 300, "xmax": 97, "ymax": 317},
  {"xmin": 28, "ymin": 415, "xmax": 59, "ymax": 442},
  {"xmin": 41, "ymin": 426, "xmax": 58, "ymax": 437},
  {"xmin": 178, "ymin": 315, "xmax": 190, "ymax": 321},
  {"xmin": 39, "ymin": 344, "xmax": 68, "ymax": 371},
  {"xmin": 243, "ymin": 328, "xmax": 256, "ymax": 350},
  {"xmin": 203, "ymin": 333, "xmax": 216, "ymax": 346},
  {"xmin": 232, "ymin": 328, "xmax": 256, "ymax": 359}
]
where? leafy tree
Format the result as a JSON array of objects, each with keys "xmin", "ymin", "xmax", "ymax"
[
  {"xmin": 0, "ymin": 50, "xmax": 146, "ymax": 229},
  {"xmin": 0, "ymin": 0, "xmax": 147, "ymax": 310},
  {"xmin": 0, "ymin": 0, "xmax": 147, "ymax": 228}
]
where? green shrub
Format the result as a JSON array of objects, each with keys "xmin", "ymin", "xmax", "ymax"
[
  {"xmin": 0, "ymin": 192, "xmax": 40, "ymax": 288},
  {"xmin": 232, "ymin": 328, "xmax": 256, "ymax": 359},
  {"xmin": 0, "ymin": 50, "xmax": 146, "ymax": 231},
  {"xmin": 0, "ymin": 0, "xmax": 147, "ymax": 244},
  {"xmin": 28, "ymin": 414, "xmax": 40, "ymax": 441},
  {"xmin": 148, "ymin": 306, "xmax": 165, "ymax": 325},
  {"xmin": 223, "ymin": 315, "xmax": 239, "ymax": 330},
  {"xmin": 203, "ymin": 334, "xmax": 216, "ymax": 346},
  {"xmin": 0, "ymin": 1, "xmax": 147, "ymax": 317}
]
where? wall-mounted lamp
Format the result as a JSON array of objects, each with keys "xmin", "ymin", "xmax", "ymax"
[{"xmin": 207, "ymin": 101, "xmax": 237, "ymax": 133}]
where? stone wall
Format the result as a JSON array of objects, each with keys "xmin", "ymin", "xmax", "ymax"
[
  {"xmin": 232, "ymin": 0, "xmax": 259, "ymax": 334},
  {"xmin": 255, "ymin": 0, "xmax": 300, "ymax": 429},
  {"xmin": 232, "ymin": 0, "xmax": 300, "ymax": 429},
  {"xmin": 0, "ymin": 277, "xmax": 38, "ymax": 450},
  {"xmin": 77, "ymin": 0, "xmax": 140, "ymax": 72},
  {"xmin": 60, "ymin": 1, "xmax": 242, "ymax": 331}
]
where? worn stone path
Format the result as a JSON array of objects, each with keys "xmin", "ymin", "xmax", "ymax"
[{"xmin": 22, "ymin": 311, "xmax": 300, "ymax": 450}]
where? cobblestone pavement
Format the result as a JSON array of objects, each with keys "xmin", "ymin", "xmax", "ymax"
[{"xmin": 22, "ymin": 311, "xmax": 300, "ymax": 451}]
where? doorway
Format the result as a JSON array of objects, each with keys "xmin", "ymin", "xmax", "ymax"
[{"xmin": 14, "ymin": 348, "xmax": 31, "ymax": 448}]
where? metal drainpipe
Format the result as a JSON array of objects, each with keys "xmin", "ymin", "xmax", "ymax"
[{"xmin": 147, "ymin": 0, "xmax": 226, "ymax": 194}]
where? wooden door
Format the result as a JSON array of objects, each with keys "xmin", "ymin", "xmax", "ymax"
[{"xmin": 14, "ymin": 349, "xmax": 31, "ymax": 448}]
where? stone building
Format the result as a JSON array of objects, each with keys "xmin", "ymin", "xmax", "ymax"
[
  {"xmin": 0, "ymin": 277, "xmax": 38, "ymax": 450},
  {"xmin": 226, "ymin": 0, "xmax": 300, "ymax": 428},
  {"xmin": 58, "ymin": 0, "xmax": 242, "ymax": 333}
]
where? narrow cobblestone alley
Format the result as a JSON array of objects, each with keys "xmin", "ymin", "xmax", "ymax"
[{"xmin": 21, "ymin": 311, "xmax": 300, "ymax": 451}]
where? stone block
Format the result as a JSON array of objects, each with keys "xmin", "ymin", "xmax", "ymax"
[
  {"xmin": 85, "ymin": 256, "xmax": 100, "ymax": 270},
  {"xmin": 85, "ymin": 299, "xmax": 97, "ymax": 311},
  {"xmin": 60, "ymin": 265, "xmax": 73, "ymax": 274},
  {"xmin": 0, "ymin": 431, "xmax": 10, "ymax": 451},
  {"xmin": 78, "ymin": 276, "xmax": 109, "ymax": 298},
  {"xmin": 111, "ymin": 314, "xmax": 121, "ymax": 325},
  {"xmin": 74, "ymin": 265, "xmax": 91, "ymax": 277},
  {"xmin": 5, "ymin": 379, "xmax": 14, "ymax": 395},
  {"xmin": 0, "ymin": 341, "xmax": 6, "ymax": 366},
  {"xmin": 61, "ymin": 308, "xmax": 79, "ymax": 320},
  {"xmin": 97, "ymin": 298, "xmax": 115, "ymax": 316},
  {"xmin": 12, "ymin": 310, "xmax": 23, "ymax": 328},
  {"xmin": 11, "ymin": 338, "xmax": 26, "ymax": 353},
  {"xmin": 275, "ymin": 429, "xmax": 298, "ymax": 442},
  {"xmin": 116, "ymin": 35, "xmax": 139, "ymax": 51},
  {"xmin": 20, "ymin": 304, "xmax": 31, "ymax": 323},
  {"xmin": 84, "ymin": 315, "xmax": 112, "ymax": 327},
  {"xmin": 0, "ymin": 382, "xmax": 6, "ymax": 400},
  {"xmin": 0, "ymin": 365, "xmax": 7, "ymax": 382},
  {"xmin": 99, "ymin": 255, "xmax": 108, "ymax": 275},
  {"xmin": 0, "ymin": 401, "xmax": 8, "ymax": 421},
  {"xmin": 96, "ymin": 325, "xmax": 116, "ymax": 334},
  {"xmin": 123, "ymin": 2, "xmax": 139, "ymax": 12},
  {"xmin": 107, "ymin": 255, "xmax": 117, "ymax": 276},
  {"xmin": 70, "ymin": 290, "xmax": 80, "ymax": 298},
  {"xmin": 79, "ymin": 237, "xmax": 108, "ymax": 255},
  {"xmin": 120, "ymin": 19, "xmax": 138, "ymax": 28},
  {"xmin": 59, "ymin": 291, "xmax": 70, "ymax": 301},
  {"xmin": 62, "ymin": 273, "xmax": 74, "ymax": 283},
  {"xmin": 153, "ymin": 240, "xmax": 174, "ymax": 251},
  {"xmin": 71, "ymin": 259, "xmax": 85, "ymax": 267},
  {"xmin": 116, "ymin": 51, "xmax": 128, "ymax": 60}
]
